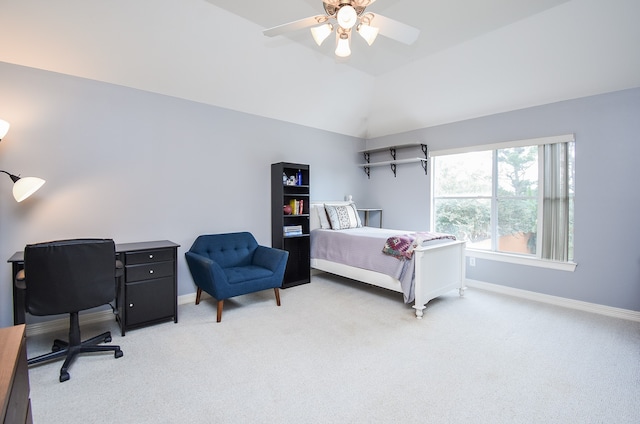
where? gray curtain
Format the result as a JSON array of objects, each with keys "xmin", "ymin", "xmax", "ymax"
[{"xmin": 541, "ymin": 143, "xmax": 569, "ymax": 261}]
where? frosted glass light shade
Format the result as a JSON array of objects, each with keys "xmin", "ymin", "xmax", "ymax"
[
  {"xmin": 12, "ymin": 176, "xmax": 45, "ymax": 202},
  {"xmin": 335, "ymin": 33, "xmax": 351, "ymax": 57},
  {"xmin": 337, "ymin": 5, "xmax": 357, "ymax": 29},
  {"xmin": 311, "ymin": 23, "xmax": 333, "ymax": 46},
  {"xmin": 0, "ymin": 119, "xmax": 9, "ymax": 140},
  {"xmin": 357, "ymin": 24, "xmax": 379, "ymax": 46}
]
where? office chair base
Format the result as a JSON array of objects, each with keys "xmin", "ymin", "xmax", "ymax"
[{"xmin": 28, "ymin": 312, "xmax": 123, "ymax": 382}]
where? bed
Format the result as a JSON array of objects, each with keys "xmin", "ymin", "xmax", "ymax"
[{"xmin": 310, "ymin": 201, "xmax": 466, "ymax": 319}]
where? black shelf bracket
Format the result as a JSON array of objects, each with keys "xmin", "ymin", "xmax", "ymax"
[
  {"xmin": 390, "ymin": 163, "xmax": 397, "ymax": 177},
  {"xmin": 389, "ymin": 148, "xmax": 397, "ymax": 161},
  {"xmin": 363, "ymin": 152, "xmax": 371, "ymax": 179},
  {"xmin": 421, "ymin": 144, "xmax": 428, "ymax": 175}
]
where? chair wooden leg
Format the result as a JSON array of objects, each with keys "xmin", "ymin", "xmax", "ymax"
[
  {"xmin": 195, "ymin": 287, "xmax": 202, "ymax": 305},
  {"xmin": 274, "ymin": 288, "xmax": 281, "ymax": 306},
  {"xmin": 216, "ymin": 299, "xmax": 224, "ymax": 323}
]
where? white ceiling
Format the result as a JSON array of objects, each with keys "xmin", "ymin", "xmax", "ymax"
[
  {"xmin": 205, "ymin": 0, "xmax": 571, "ymax": 76},
  {"xmin": 0, "ymin": 0, "xmax": 639, "ymax": 139}
]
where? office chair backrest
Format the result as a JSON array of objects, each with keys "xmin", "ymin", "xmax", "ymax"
[
  {"xmin": 24, "ymin": 238, "xmax": 117, "ymax": 316},
  {"xmin": 188, "ymin": 232, "xmax": 258, "ymax": 269}
]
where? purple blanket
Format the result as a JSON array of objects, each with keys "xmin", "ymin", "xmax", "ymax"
[
  {"xmin": 310, "ymin": 228, "xmax": 415, "ymax": 303},
  {"xmin": 383, "ymin": 232, "xmax": 456, "ymax": 259}
]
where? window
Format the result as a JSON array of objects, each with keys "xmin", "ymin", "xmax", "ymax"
[{"xmin": 432, "ymin": 135, "xmax": 575, "ymax": 266}]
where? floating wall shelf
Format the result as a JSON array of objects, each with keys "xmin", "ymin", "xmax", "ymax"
[{"xmin": 358, "ymin": 143, "xmax": 428, "ymax": 178}]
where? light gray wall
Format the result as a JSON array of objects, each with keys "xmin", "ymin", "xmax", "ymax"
[
  {"xmin": 1, "ymin": 61, "xmax": 638, "ymax": 329},
  {"xmin": 0, "ymin": 62, "xmax": 366, "ymax": 327},
  {"xmin": 365, "ymin": 88, "xmax": 640, "ymax": 312}
]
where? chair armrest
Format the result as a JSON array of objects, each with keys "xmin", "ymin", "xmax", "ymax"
[
  {"xmin": 185, "ymin": 251, "xmax": 229, "ymax": 298},
  {"xmin": 115, "ymin": 259, "xmax": 124, "ymax": 278},
  {"xmin": 253, "ymin": 246, "xmax": 289, "ymax": 273}
]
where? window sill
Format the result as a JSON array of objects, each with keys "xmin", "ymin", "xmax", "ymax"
[{"xmin": 466, "ymin": 249, "xmax": 577, "ymax": 272}]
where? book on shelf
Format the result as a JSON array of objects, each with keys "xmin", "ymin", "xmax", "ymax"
[
  {"xmin": 288, "ymin": 199, "xmax": 304, "ymax": 215},
  {"xmin": 283, "ymin": 225, "xmax": 303, "ymax": 236}
]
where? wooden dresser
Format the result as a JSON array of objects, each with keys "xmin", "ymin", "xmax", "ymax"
[{"xmin": 0, "ymin": 324, "xmax": 32, "ymax": 424}]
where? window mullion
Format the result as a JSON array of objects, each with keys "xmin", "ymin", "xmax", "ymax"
[{"xmin": 491, "ymin": 150, "xmax": 498, "ymax": 252}]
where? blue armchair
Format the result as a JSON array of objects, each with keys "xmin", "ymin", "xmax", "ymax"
[{"xmin": 185, "ymin": 232, "xmax": 289, "ymax": 322}]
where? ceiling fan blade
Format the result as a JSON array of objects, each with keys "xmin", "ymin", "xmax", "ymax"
[
  {"xmin": 263, "ymin": 15, "xmax": 327, "ymax": 37},
  {"xmin": 353, "ymin": 0, "xmax": 377, "ymax": 7},
  {"xmin": 369, "ymin": 13, "xmax": 420, "ymax": 45}
]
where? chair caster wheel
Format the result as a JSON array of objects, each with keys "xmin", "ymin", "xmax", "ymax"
[
  {"xmin": 104, "ymin": 335, "xmax": 112, "ymax": 343},
  {"xmin": 59, "ymin": 371, "xmax": 70, "ymax": 382},
  {"xmin": 115, "ymin": 349, "xmax": 123, "ymax": 359},
  {"xmin": 52, "ymin": 345, "xmax": 61, "ymax": 352}
]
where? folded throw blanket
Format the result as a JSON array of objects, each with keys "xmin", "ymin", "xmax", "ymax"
[{"xmin": 382, "ymin": 232, "xmax": 456, "ymax": 259}]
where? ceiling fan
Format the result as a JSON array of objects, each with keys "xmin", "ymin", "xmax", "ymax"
[{"xmin": 263, "ymin": 0, "xmax": 420, "ymax": 58}]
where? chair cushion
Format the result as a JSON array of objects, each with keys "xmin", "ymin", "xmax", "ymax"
[{"xmin": 223, "ymin": 265, "xmax": 274, "ymax": 284}]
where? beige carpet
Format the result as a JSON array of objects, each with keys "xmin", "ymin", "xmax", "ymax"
[{"xmin": 26, "ymin": 273, "xmax": 640, "ymax": 423}]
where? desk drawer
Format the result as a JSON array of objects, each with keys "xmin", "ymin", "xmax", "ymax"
[
  {"xmin": 125, "ymin": 249, "xmax": 174, "ymax": 265},
  {"xmin": 126, "ymin": 260, "xmax": 174, "ymax": 282}
]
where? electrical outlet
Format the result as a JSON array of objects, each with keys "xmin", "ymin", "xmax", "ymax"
[{"xmin": 469, "ymin": 257, "xmax": 476, "ymax": 267}]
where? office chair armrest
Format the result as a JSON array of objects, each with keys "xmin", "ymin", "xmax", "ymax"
[
  {"xmin": 15, "ymin": 269, "xmax": 26, "ymax": 289},
  {"xmin": 115, "ymin": 259, "xmax": 124, "ymax": 278}
]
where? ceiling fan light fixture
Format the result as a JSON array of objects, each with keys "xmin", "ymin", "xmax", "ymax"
[
  {"xmin": 336, "ymin": 5, "xmax": 357, "ymax": 29},
  {"xmin": 311, "ymin": 23, "xmax": 334, "ymax": 46},
  {"xmin": 335, "ymin": 31, "xmax": 351, "ymax": 58},
  {"xmin": 357, "ymin": 22, "xmax": 379, "ymax": 46}
]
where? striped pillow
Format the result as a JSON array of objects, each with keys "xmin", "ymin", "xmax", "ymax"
[{"xmin": 324, "ymin": 203, "xmax": 362, "ymax": 230}]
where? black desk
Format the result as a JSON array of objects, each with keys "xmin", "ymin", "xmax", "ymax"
[{"xmin": 8, "ymin": 240, "xmax": 180, "ymax": 336}]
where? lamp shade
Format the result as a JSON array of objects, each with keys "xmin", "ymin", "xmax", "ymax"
[
  {"xmin": 337, "ymin": 5, "xmax": 357, "ymax": 29},
  {"xmin": 311, "ymin": 23, "xmax": 334, "ymax": 46},
  {"xmin": 12, "ymin": 176, "xmax": 46, "ymax": 202},
  {"xmin": 335, "ymin": 32, "xmax": 351, "ymax": 57},
  {"xmin": 0, "ymin": 119, "xmax": 9, "ymax": 140},
  {"xmin": 357, "ymin": 23, "xmax": 379, "ymax": 46}
]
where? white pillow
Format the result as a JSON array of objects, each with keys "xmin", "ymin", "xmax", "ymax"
[
  {"xmin": 317, "ymin": 205, "xmax": 332, "ymax": 229},
  {"xmin": 324, "ymin": 203, "xmax": 362, "ymax": 230}
]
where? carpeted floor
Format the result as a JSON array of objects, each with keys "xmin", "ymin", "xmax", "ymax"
[{"xmin": 26, "ymin": 273, "xmax": 640, "ymax": 423}]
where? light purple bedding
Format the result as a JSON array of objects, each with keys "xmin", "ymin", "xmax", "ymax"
[{"xmin": 310, "ymin": 228, "xmax": 416, "ymax": 303}]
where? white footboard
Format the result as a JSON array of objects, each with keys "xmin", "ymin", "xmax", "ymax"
[{"xmin": 412, "ymin": 240, "xmax": 466, "ymax": 318}]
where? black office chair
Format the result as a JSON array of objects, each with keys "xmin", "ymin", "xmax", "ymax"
[{"xmin": 16, "ymin": 238, "xmax": 124, "ymax": 382}]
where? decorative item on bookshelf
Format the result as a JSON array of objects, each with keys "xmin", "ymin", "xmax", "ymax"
[{"xmin": 283, "ymin": 204, "xmax": 292, "ymax": 215}]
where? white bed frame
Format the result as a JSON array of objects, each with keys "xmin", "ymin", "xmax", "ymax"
[{"xmin": 310, "ymin": 202, "xmax": 467, "ymax": 319}]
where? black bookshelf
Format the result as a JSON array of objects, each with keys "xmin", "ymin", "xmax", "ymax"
[{"xmin": 271, "ymin": 162, "xmax": 310, "ymax": 288}]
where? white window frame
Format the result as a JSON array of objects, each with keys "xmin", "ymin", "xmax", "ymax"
[{"xmin": 431, "ymin": 134, "xmax": 577, "ymax": 272}]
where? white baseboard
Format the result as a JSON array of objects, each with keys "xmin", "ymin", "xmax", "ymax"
[
  {"xmin": 466, "ymin": 279, "xmax": 640, "ymax": 322},
  {"xmin": 25, "ymin": 293, "xmax": 198, "ymax": 337},
  {"xmin": 25, "ymin": 282, "xmax": 640, "ymax": 336}
]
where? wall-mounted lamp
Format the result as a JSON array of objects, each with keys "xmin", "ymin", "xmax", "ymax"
[
  {"xmin": 0, "ymin": 171, "xmax": 46, "ymax": 202},
  {"xmin": 0, "ymin": 119, "xmax": 46, "ymax": 201},
  {"xmin": 0, "ymin": 119, "xmax": 10, "ymax": 140}
]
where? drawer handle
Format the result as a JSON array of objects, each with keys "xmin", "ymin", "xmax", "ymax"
[
  {"xmin": 149, "ymin": 254, "xmax": 154, "ymax": 259},
  {"xmin": 149, "ymin": 269, "xmax": 154, "ymax": 274},
  {"xmin": 129, "ymin": 303, "xmax": 134, "ymax": 308}
]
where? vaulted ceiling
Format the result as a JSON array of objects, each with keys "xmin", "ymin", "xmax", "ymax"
[{"xmin": 0, "ymin": 0, "xmax": 639, "ymax": 138}]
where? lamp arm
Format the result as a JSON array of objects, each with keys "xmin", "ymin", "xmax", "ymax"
[{"xmin": 0, "ymin": 170, "xmax": 20, "ymax": 183}]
